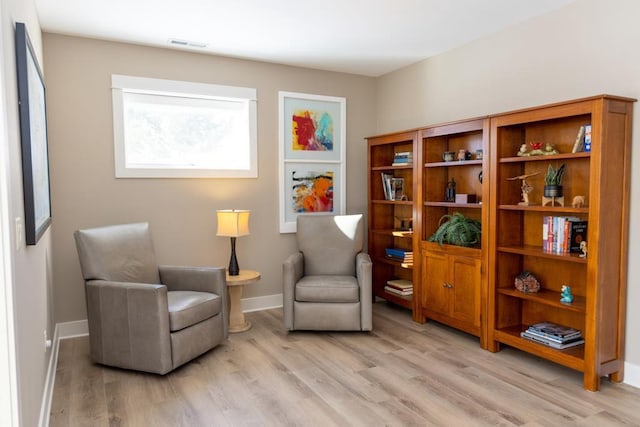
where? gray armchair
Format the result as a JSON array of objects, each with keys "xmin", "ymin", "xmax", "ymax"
[
  {"xmin": 283, "ymin": 214, "xmax": 372, "ymax": 331},
  {"xmin": 74, "ymin": 222, "xmax": 228, "ymax": 374}
]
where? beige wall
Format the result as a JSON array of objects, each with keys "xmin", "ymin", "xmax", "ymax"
[
  {"xmin": 375, "ymin": 0, "xmax": 640, "ymax": 374},
  {"xmin": 43, "ymin": 34, "xmax": 376, "ymax": 324},
  {"xmin": 1, "ymin": 0, "xmax": 54, "ymax": 425}
]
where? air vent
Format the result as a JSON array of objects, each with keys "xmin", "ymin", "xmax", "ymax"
[{"xmin": 168, "ymin": 39, "xmax": 207, "ymax": 49}]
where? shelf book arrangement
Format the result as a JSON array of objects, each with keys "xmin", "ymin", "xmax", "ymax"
[
  {"xmin": 520, "ymin": 321, "xmax": 584, "ymax": 350},
  {"xmin": 380, "ymin": 173, "xmax": 405, "ymax": 201},
  {"xmin": 571, "ymin": 124, "xmax": 592, "ymax": 153},
  {"xmin": 542, "ymin": 216, "xmax": 588, "ymax": 254},
  {"xmin": 385, "ymin": 247, "xmax": 413, "ymax": 267},
  {"xmin": 392, "ymin": 151, "xmax": 413, "ymax": 166},
  {"xmin": 384, "ymin": 279, "xmax": 413, "ymax": 297}
]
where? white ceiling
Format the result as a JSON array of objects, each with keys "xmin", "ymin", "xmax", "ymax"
[{"xmin": 36, "ymin": 0, "xmax": 575, "ymax": 77}]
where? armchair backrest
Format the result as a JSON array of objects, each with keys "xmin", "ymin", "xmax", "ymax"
[
  {"xmin": 74, "ymin": 222, "xmax": 160, "ymax": 284},
  {"xmin": 296, "ymin": 214, "xmax": 364, "ymax": 276}
]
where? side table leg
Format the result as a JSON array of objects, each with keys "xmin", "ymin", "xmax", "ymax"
[{"xmin": 228, "ymin": 285, "xmax": 251, "ymax": 333}]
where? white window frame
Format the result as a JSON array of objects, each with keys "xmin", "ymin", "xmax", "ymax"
[{"xmin": 111, "ymin": 75, "xmax": 258, "ymax": 178}]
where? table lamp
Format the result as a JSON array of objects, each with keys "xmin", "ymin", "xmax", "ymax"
[{"xmin": 216, "ymin": 209, "xmax": 250, "ymax": 276}]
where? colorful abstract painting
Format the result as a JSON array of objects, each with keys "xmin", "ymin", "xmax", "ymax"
[
  {"xmin": 291, "ymin": 170, "xmax": 334, "ymax": 213},
  {"xmin": 291, "ymin": 110, "xmax": 333, "ymax": 151},
  {"xmin": 279, "ymin": 92, "xmax": 345, "ymax": 233}
]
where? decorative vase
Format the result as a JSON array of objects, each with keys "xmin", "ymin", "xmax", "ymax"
[{"xmin": 543, "ymin": 185, "xmax": 563, "ymax": 198}]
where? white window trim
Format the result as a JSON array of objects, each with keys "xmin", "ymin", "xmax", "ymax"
[{"xmin": 111, "ymin": 75, "xmax": 258, "ymax": 178}]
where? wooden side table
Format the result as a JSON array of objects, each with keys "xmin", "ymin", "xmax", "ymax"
[{"xmin": 225, "ymin": 269, "xmax": 261, "ymax": 333}]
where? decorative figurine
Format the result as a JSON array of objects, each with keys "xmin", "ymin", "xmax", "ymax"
[
  {"xmin": 515, "ymin": 271, "xmax": 541, "ymax": 293},
  {"xmin": 560, "ymin": 285, "xmax": 574, "ymax": 304},
  {"xmin": 507, "ymin": 172, "xmax": 540, "ymax": 206},
  {"xmin": 517, "ymin": 143, "xmax": 530, "ymax": 157},
  {"xmin": 579, "ymin": 241, "xmax": 587, "ymax": 258},
  {"xmin": 542, "ymin": 143, "xmax": 559, "ymax": 155},
  {"xmin": 457, "ymin": 149, "xmax": 468, "ymax": 161},
  {"xmin": 572, "ymin": 195, "xmax": 585, "ymax": 208},
  {"xmin": 445, "ymin": 178, "xmax": 456, "ymax": 202},
  {"xmin": 529, "ymin": 141, "xmax": 545, "ymax": 156}
]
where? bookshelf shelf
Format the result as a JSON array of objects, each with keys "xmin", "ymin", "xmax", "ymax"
[
  {"xmin": 499, "ymin": 151, "xmax": 590, "ymax": 164},
  {"xmin": 493, "ymin": 326, "xmax": 585, "ymax": 372},
  {"xmin": 497, "ymin": 288, "xmax": 586, "ymax": 313},
  {"xmin": 497, "ymin": 245, "xmax": 587, "ymax": 263},
  {"xmin": 424, "ymin": 159, "xmax": 483, "ymax": 168}
]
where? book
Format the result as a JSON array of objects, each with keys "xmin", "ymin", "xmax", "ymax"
[
  {"xmin": 583, "ymin": 124, "xmax": 592, "ymax": 152},
  {"xmin": 524, "ymin": 327, "xmax": 581, "ymax": 343},
  {"xmin": 386, "ymin": 279, "xmax": 413, "ymax": 290},
  {"xmin": 384, "ymin": 286, "xmax": 413, "ymax": 296},
  {"xmin": 542, "ymin": 216, "xmax": 586, "ymax": 254},
  {"xmin": 381, "ymin": 173, "xmax": 393, "ymax": 200},
  {"xmin": 521, "ymin": 331, "xmax": 585, "ymax": 349},
  {"xmin": 392, "ymin": 230, "xmax": 413, "ymax": 237},
  {"xmin": 527, "ymin": 321, "xmax": 582, "ymax": 339},
  {"xmin": 567, "ymin": 220, "xmax": 588, "ymax": 253},
  {"xmin": 571, "ymin": 125, "xmax": 585, "ymax": 153},
  {"xmin": 385, "ymin": 248, "xmax": 412, "ymax": 257}
]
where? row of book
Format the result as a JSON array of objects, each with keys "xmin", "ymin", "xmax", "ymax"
[
  {"xmin": 392, "ymin": 151, "xmax": 413, "ymax": 166},
  {"xmin": 520, "ymin": 321, "xmax": 584, "ymax": 350},
  {"xmin": 571, "ymin": 124, "xmax": 592, "ymax": 153},
  {"xmin": 385, "ymin": 247, "xmax": 413, "ymax": 261},
  {"xmin": 380, "ymin": 173, "xmax": 405, "ymax": 201},
  {"xmin": 542, "ymin": 216, "xmax": 587, "ymax": 254},
  {"xmin": 384, "ymin": 279, "xmax": 413, "ymax": 296}
]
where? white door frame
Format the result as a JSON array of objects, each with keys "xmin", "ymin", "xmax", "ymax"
[{"xmin": 0, "ymin": 5, "xmax": 20, "ymax": 425}]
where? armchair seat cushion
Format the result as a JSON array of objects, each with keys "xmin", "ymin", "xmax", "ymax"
[
  {"xmin": 295, "ymin": 275, "xmax": 359, "ymax": 303},
  {"xmin": 168, "ymin": 291, "xmax": 221, "ymax": 332}
]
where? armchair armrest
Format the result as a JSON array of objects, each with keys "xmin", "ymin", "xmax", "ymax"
[
  {"xmin": 356, "ymin": 252, "xmax": 373, "ymax": 331},
  {"xmin": 283, "ymin": 252, "xmax": 304, "ymax": 330},
  {"xmin": 85, "ymin": 280, "xmax": 173, "ymax": 374},
  {"xmin": 158, "ymin": 265, "xmax": 228, "ymax": 336},
  {"xmin": 159, "ymin": 265, "xmax": 226, "ymax": 295}
]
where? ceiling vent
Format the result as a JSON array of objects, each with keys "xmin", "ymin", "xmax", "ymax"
[{"xmin": 168, "ymin": 39, "xmax": 207, "ymax": 49}]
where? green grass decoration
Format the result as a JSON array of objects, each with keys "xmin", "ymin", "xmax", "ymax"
[{"xmin": 428, "ymin": 212, "xmax": 482, "ymax": 247}]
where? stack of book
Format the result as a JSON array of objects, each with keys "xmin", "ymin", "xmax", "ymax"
[
  {"xmin": 385, "ymin": 247, "xmax": 413, "ymax": 267},
  {"xmin": 521, "ymin": 321, "xmax": 584, "ymax": 349},
  {"xmin": 392, "ymin": 151, "xmax": 413, "ymax": 166},
  {"xmin": 384, "ymin": 279, "xmax": 413, "ymax": 296},
  {"xmin": 542, "ymin": 216, "xmax": 588, "ymax": 254}
]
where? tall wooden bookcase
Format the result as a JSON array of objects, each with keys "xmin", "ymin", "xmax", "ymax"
[
  {"xmin": 366, "ymin": 95, "xmax": 633, "ymax": 390},
  {"xmin": 418, "ymin": 118, "xmax": 489, "ymax": 347},
  {"xmin": 487, "ymin": 95, "xmax": 634, "ymax": 391},
  {"xmin": 366, "ymin": 130, "xmax": 420, "ymax": 321}
]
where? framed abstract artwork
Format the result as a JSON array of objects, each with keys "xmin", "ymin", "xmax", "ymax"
[
  {"xmin": 15, "ymin": 22, "xmax": 52, "ymax": 245},
  {"xmin": 278, "ymin": 92, "xmax": 346, "ymax": 233}
]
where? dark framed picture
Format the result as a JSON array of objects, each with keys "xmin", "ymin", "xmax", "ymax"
[{"xmin": 15, "ymin": 22, "xmax": 51, "ymax": 245}]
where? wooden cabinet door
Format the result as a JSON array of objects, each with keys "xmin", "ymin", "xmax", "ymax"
[
  {"xmin": 421, "ymin": 250, "xmax": 449, "ymax": 317},
  {"xmin": 449, "ymin": 255, "xmax": 481, "ymax": 327}
]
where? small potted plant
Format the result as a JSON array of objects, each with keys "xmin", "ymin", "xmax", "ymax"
[
  {"xmin": 428, "ymin": 212, "xmax": 481, "ymax": 247},
  {"xmin": 544, "ymin": 163, "xmax": 566, "ymax": 198}
]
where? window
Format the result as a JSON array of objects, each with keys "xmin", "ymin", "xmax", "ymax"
[{"xmin": 111, "ymin": 75, "xmax": 257, "ymax": 178}]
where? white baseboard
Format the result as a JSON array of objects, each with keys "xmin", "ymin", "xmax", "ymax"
[
  {"xmin": 39, "ymin": 320, "xmax": 89, "ymax": 427},
  {"xmin": 241, "ymin": 293, "xmax": 283, "ymax": 312},
  {"xmin": 624, "ymin": 361, "xmax": 640, "ymax": 389}
]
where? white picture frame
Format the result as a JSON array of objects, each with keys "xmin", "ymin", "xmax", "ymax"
[{"xmin": 278, "ymin": 91, "xmax": 346, "ymax": 233}]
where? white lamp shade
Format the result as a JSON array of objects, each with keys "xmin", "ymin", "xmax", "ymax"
[{"xmin": 216, "ymin": 210, "xmax": 250, "ymax": 237}]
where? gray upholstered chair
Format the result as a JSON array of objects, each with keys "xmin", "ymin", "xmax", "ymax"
[
  {"xmin": 74, "ymin": 222, "xmax": 228, "ymax": 374},
  {"xmin": 283, "ymin": 214, "xmax": 372, "ymax": 331}
]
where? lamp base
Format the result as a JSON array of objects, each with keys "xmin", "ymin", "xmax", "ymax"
[{"xmin": 228, "ymin": 237, "xmax": 239, "ymax": 276}]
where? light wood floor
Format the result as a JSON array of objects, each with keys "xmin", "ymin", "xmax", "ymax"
[{"xmin": 50, "ymin": 303, "xmax": 640, "ymax": 426}]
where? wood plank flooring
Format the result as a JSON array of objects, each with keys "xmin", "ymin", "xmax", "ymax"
[{"xmin": 49, "ymin": 303, "xmax": 640, "ymax": 426}]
